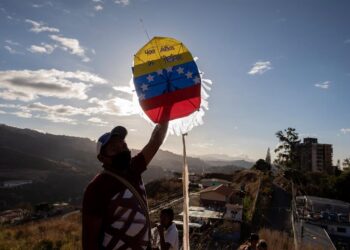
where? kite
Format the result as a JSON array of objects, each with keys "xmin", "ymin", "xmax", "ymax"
[
  {"xmin": 132, "ymin": 37, "xmax": 212, "ymax": 250},
  {"xmin": 132, "ymin": 36, "xmax": 201, "ymax": 124}
]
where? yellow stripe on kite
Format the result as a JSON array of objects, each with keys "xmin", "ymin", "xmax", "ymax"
[{"xmin": 133, "ymin": 51, "xmax": 194, "ymax": 77}]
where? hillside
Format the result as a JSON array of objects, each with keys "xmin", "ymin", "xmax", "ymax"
[
  {"xmin": 0, "ymin": 170, "xmax": 262, "ymax": 250},
  {"xmin": 0, "ymin": 124, "xmax": 249, "ymax": 209}
]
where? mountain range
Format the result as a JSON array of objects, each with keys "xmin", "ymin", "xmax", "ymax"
[{"xmin": 0, "ymin": 124, "xmax": 253, "ymax": 209}]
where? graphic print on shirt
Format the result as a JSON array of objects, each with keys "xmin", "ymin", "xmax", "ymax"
[{"xmin": 102, "ymin": 181, "xmax": 149, "ymax": 250}]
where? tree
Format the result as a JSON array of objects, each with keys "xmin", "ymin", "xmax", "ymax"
[
  {"xmin": 343, "ymin": 158, "xmax": 350, "ymax": 171},
  {"xmin": 252, "ymin": 159, "xmax": 271, "ymax": 172},
  {"xmin": 274, "ymin": 127, "xmax": 300, "ymax": 169}
]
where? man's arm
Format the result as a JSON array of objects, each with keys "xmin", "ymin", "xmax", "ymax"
[
  {"xmin": 141, "ymin": 121, "xmax": 169, "ymax": 166},
  {"xmin": 82, "ymin": 213, "xmax": 103, "ymax": 250}
]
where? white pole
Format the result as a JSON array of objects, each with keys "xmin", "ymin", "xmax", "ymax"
[{"xmin": 182, "ymin": 133, "xmax": 190, "ymax": 250}]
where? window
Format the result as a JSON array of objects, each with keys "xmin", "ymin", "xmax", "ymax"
[{"xmin": 337, "ymin": 227, "xmax": 346, "ymax": 233}]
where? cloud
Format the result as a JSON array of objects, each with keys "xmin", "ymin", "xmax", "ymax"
[
  {"xmin": 88, "ymin": 97, "xmax": 138, "ymax": 116},
  {"xmin": 32, "ymin": 2, "xmax": 53, "ymax": 8},
  {"xmin": 115, "ymin": 0, "xmax": 130, "ymax": 6},
  {"xmin": 191, "ymin": 142, "xmax": 214, "ymax": 148},
  {"xmin": 28, "ymin": 102, "xmax": 90, "ymax": 116},
  {"xmin": 0, "ymin": 90, "xmax": 137, "ymax": 124},
  {"xmin": 248, "ymin": 61, "xmax": 272, "ymax": 75},
  {"xmin": 4, "ymin": 45, "xmax": 22, "ymax": 54},
  {"xmin": 92, "ymin": 0, "xmax": 103, "ymax": 2},
  {"xmin": 0, "ymin": 102, "xmax": 80, "ymax": 124},
  {"xmin": 35, "ymin": 114, "xmax": 77, "ymax": 124},
  {"xmin": 25, "ymin": 19, "xmax": 59, "ymax": 33},
  {"xmin": 340, "ymin": 128, "xmax": 350, "ymax": 134},
  {"xmin": 88, "ymin": 117, "xmax": 108, "ymax": 126},
  {"xmin": 49, "ymin": 35, "xmax": 90, "ymax": 62},
  {"xmin": 13, "ymin": 111, "xmax": 32, "ymax": 118},
  {"xmin": 0, "ymin": 89, "xmax": 34, "ymax": 101},
  {"xmin": 28, "ymin": 43, "xmax": 56, "ymax": 54},
  {"xmin": 0, "ymin": 69, "xmax": 107, "ymax": 101},
  {"xmin": 5, "ymin": 40, "xmax": 20, "ymax": 46},
  {"xmin": 26, "ymin": 97, "xmax": 137, "ymax": 118},
  {"xmin": 0, "ymin": 104, "xmax": 32, "ymax": 118},
  {"xmin": 32, "ymin": 4, "xmax": 43, "ymax": 8},
  {"xmin": 113, "ymin": 85, "xmax": 134, "ymax": 94},
  {"xmin": 94, "ymin": 5, "xmax": 103, "ymax": 11},
  {"xmin": 345, "ymin": 39, "xmax": 350, "ymax": 44},
  {"xmin": 314, "ymin": 81, "xmax": 330, "ymax": 89},
  {"xmin": 27, "ymin": 96, "xmax": 137, "ymax": 119}
]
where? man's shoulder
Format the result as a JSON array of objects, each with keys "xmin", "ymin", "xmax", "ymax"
[
  {"xmin": 130, "ymin": 152, "xmax": 147, "ymax": 175},
  {"xmin": 85, "ymin": 172, "xmax": 120, "ymax": 192},
  {"xmin": 168, "ymin": 223, "xmax": 179, "ymax": 234},
  {"xmin": 87, "ymin": 172, "xmax": 106, "ymax": 187}
]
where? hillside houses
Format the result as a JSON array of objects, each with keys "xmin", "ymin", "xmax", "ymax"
[
  {"xmin": 200, "ymin": 178, "xmax": 231, "ymax": 188},
  {"xmin": 200, "ymin": 184, "xmax": 243, "ymax": 208}
]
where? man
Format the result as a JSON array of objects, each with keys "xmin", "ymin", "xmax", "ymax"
[
  {"xmin": 152, "ymin": 208, "xmax": 179, "ymax": 250},
  {"xmin": 256, "ymin": 240, "xmax": 268, "ymax": 250},
  {"xmin": 82, "ymin": 122, "xmax": 168, "ymax": 250},
  {"xmin": 239, "ymin": 233, "xmax": 259, "ymax": 250},
  {"xmin": 245, "ymin": 233, "xmax": 259, "ymax": 250}
]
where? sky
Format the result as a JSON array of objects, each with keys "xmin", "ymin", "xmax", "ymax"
[{"xmin": 0, "ymin": 0, "xmax": 349, "ymax": 162}]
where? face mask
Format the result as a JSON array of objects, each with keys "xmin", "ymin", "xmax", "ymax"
[{"xmin": 111, "ymin": 150, "xmax": 131, "ymax": 171}]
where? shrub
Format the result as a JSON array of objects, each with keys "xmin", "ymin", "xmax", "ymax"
[{"xmin": 33, "ymin": 240, "xmax": 53, "ymax": 250}]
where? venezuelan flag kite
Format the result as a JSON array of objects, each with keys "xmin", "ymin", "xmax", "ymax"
[{"xmin": 132, "ymin": 37, "xmax": 201, "ymax": 124}]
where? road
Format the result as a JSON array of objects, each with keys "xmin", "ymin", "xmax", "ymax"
[{"xmin": 263, "ymin": 182, "xmax": 292, "ymax": 231}]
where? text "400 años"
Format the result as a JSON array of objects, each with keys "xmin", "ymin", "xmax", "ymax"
[{"xmin": 144, "ymin": 45, "xmax": 175, "ymax": 55}]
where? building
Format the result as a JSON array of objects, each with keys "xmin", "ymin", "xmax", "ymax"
[
  {"xmin": 295, "ymin": 195, "xmax": 350, "ymax": 249},
  {"xmin": 200, "ymin": 178, "xmax": 231, "ymax": 188},
  {"xmin": 200, "ymin": 184, "xmax": 241, "ymax": 207},
  {"xmin": 265, "ymin": 147, "xmax": 271, "ymax": 165},
  {"xmin": 224, "ymin": 203, "xmax": 243, "ymax": 222},
  {"xmin": 296, "ymin": 138, "xmax": 334, "ymax": 173}
]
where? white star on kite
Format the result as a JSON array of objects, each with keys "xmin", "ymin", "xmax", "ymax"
[
  {"xmin": 193, "ymin": 76, "xmax": 201, "ymax": 84},
  {"xmin": 146, "ymin": 74, "xmax": 154, "ymax": 82},
  {"xmin": 176, "ymin": 67, "xmax": 184, "ymax": 74},
  {"xmin": 139, "ymin": 93, "xmax": 145, "ymax": 100},
  {"xmin": 185, "ymin": 71, "xmax": 193, "ymax": 79},
  {"xmin": 141, "ymin": 83, "xmax": 148, "ymax": 91},
  {"xmin": 156, "ymin": 69, "xmax": 163, "ymax": 75},
  {"xmin": 166, "ymin": 66, "xmax": 172, "ymax": 73}
]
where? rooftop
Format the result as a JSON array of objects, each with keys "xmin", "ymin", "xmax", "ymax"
[
  {"xmin": 200, "ymin": 184, "xmax": 236, "ymax": 197},
  {"xmin": 297, "ymin": 196, "xmax": 350, "ymax": 209},
  {"xmin": 179, "ymin": 206, "xmax": 223, "ymax": 219},
  {"xmin": 200, "ymin": 178, "xmax": 231, "ymax": 183}
]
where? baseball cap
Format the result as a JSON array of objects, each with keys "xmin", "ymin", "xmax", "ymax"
[{"xmin": 96, "ymin": 126, "xmax": 127, "ymax": 156}]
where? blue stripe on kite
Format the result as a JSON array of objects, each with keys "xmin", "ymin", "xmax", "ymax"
[{"xmin": 133, "ymin": 60, "xmax": 200, "ymax": 100}]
